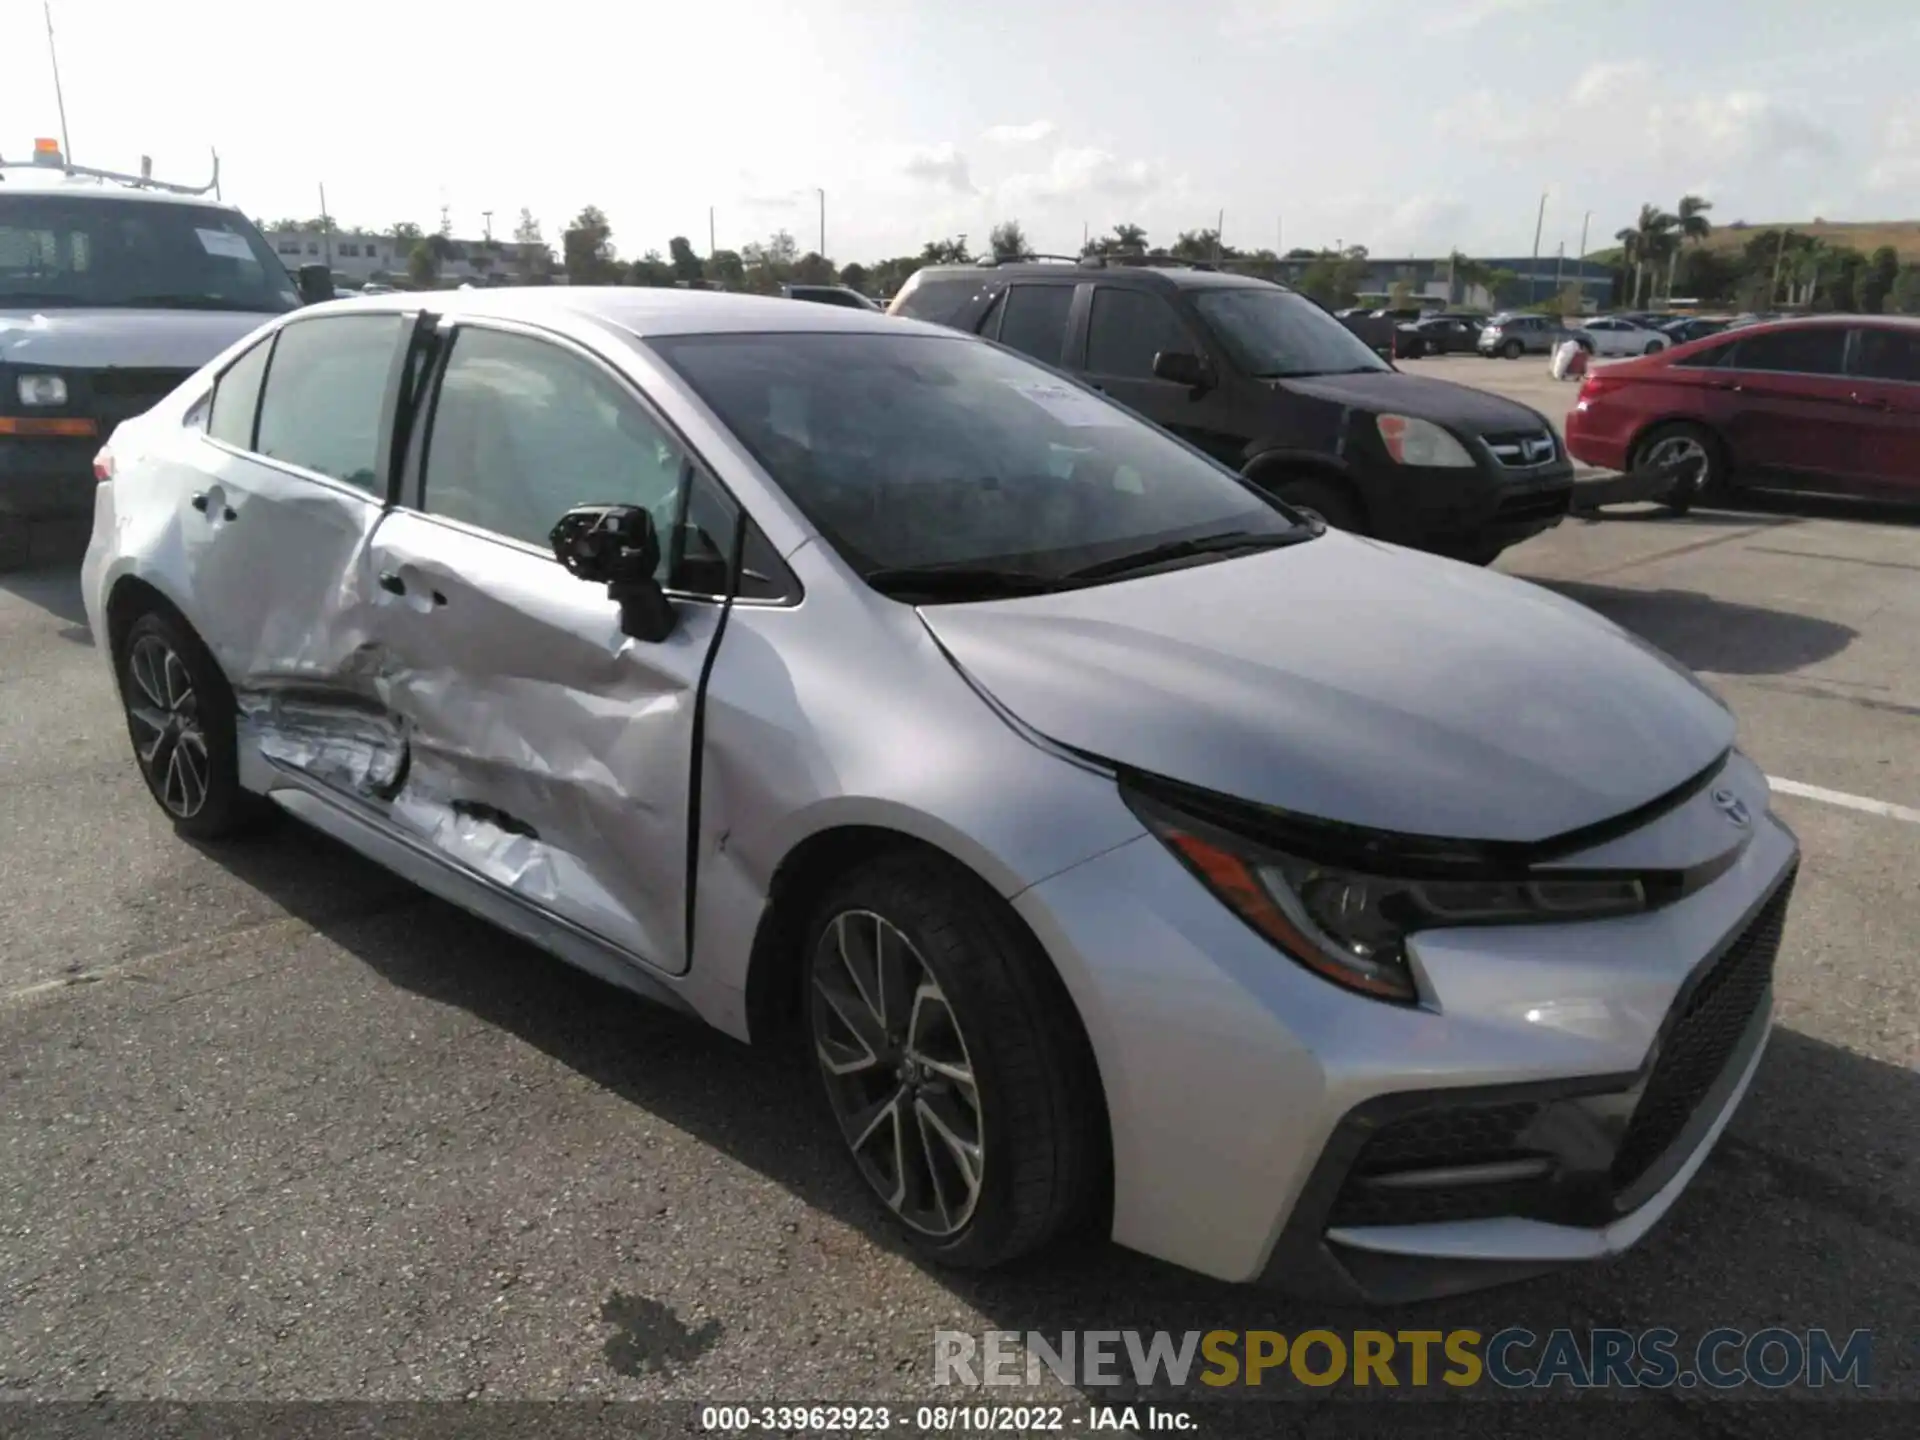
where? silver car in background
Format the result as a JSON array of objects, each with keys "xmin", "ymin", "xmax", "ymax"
[{"xmin": 81, "ymin": 289, "xmax": 1799, "ymax": 1300}]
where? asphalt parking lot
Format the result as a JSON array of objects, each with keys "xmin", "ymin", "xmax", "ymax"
[{"xmin": 2, "ymin": 368, "xmax": 1917, "ymax": 1432}]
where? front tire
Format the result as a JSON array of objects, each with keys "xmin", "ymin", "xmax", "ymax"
[
  {"xmin": 803, "ymin": 854, "xmax": 1101, "ymax": 1269},
  {"xmin": 117, "ymin": 609, "xmax": 268, "ymax": 840}
]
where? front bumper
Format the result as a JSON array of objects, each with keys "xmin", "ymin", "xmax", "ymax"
[
  {"xmin": 1369, "ymin": 456, "xmax": 1575, "ymax": 554},
  {"xmin": 1012, "ymin": 755, "xmax": 1799, "ymax": 1296},
  {"xmin": 0, "ymin": 435, "xmax": 101, "ymax": 522}
]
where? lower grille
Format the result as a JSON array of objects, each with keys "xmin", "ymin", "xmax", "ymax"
[
  {"xmin": 90, "ymin": 366, "xmax": 195, "ymax": 399},
  {"xmin": 1495, "ymin": 487, "xmax": 1572, "ymax": 523},
  {"xmin": 1327, "ymin": 1101, "xmax": 1549, "ymax": 1228},
  {"xmin": 1610, "ymin": 871, "xmax": 1795, "ymax": 1189}
]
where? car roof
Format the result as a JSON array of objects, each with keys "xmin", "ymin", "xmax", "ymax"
[
  {"xmin": 315, "ymin": 285, "xmax": 937, "ymax": 340},
  {"xmin": 0, "ymin": 180, "xmax": 242, "ymax": 212},
  {"xmin": 910, "ymin": 262, "xmax": 1283, "ymax": 292}
]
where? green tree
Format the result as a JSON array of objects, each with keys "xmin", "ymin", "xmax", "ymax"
[
  {"xmin": 628, "ymin": 250, "xmax": 674, "ymax": 287},
  {"xmin": 1487, "ymin": 268, "xmax": 1529, "ymax": 309},
  {"xmin": 1892, "ymin": 264, "xmax": 1920, "ymax": 315},
  {"xmin": 1856, "ymin": 246, "xmax": 1900, "ymax": 313},
  {"xmin": 792, "ymin": 251, "xmax": 835, "ymax": 285},
  {"xmin": 1081, "ymin": 223, "xmax": 1147, "ymax": 260},
  {"xmin": 562, "ymin": 206, "xmax": 617, "ymax": 284},
  {"xmin": 1295, "ymin": 248, "xmax": 1371, "ymax": 308},
  {"xmin": 706, "ymin": 249, "xmax": 745, "ymax": 288},
  {"xmin": 667, "ymin": 236, "xmax": 704, "ymax": 283},
  {"xmin": 512, "ymin": 210, "xmax": 543, "ymax": 245},
  {"xmin": 1816, "ymin": 247, "xmax": 1866, "ymax": 312},
  {"xmin": 407, "ymin": 239, "xmax": 439, "ymax": 288},
  {"xmin": 919, "ymin": 235, "xmax": 972, "ymax": 264},
  {"xmin": 1627, "ymin": 203, "xmax": 1678, "ymax": 305},
  {"xmin": 389, "ymin": 221, "xmax": 425, "ymax": 244},
  {"xmin": 1663, "ymin": 194, "xmax": 1712, "ymax": 297},
  {"xmin": 837, "ymin": 261, "xmax": 870, "ymax": 293},
  {"xmin": 1171, "ymin": 228, "xmax": 1236, "ymax": 262},
  {"xmin": 988, "ymin": 220, "xmax": 1032, "ymax": 262}
]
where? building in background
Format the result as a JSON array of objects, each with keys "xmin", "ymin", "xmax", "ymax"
[
  {"xmin": 261, "ymin": 227, "xmax": 551, "ymax": 287},
  {"xmin": 1268, "ymin": 254, "xmax": 1613, "ymax": 312}
]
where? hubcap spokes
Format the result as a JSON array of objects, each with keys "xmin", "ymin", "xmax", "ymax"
[
  {"xmin": 1648, "ymin": 437, "xmax": 1707, "ymax": 485},
  {"xmin": 125, "ymin": 635, "xmax": 209, "ymax": 819},
  {"xmin": 811, "ymin": 910, "xmax": 983, "ymax": 1237}
]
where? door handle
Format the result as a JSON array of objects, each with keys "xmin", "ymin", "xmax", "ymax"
[
  {"xmin": 190, "ymin": 491, "xmax": 209, "ymax": 513},
  {"xmin": 1850, "ymin": 393, "xmax": 1891, "ymax": 411},
  {"xmin": 378, "ymin": 571, "xmax": 407, "ymax": 595},
  {"xmin": 190, "ymin": 491, "xmax": 237, "ymax": 521}
]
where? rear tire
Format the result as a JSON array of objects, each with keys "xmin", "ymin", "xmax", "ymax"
[
  {"xmin": 1643, "ymin": 340, "xmax": 1665, "ymax": 355},
  {"xmin": 1633, "ymin": 421, "xmax": 1726, "ymax": 515},
  {"xmin": 1501, "ymin": 339, "xmax": 1523, "ymax": 360},
  {"xmin": 802, "ymin": 853, "xmax": 1102, "ymax": 1270},
  {"xmin": 117, "ymin": 609, "xmax": 270, "ymax": 840}
]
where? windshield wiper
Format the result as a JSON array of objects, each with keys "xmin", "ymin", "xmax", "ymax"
[
  {"xmin": 0, "ymin": 291, "xmax": 81, "ymax": 307},
  {"xmin": 1060, "ymin": 528, "xmax": 1313, "ymax": 582},
  {"xmin": 862, "ymin": 565, "xmax": 1062, "ymax": 601}
]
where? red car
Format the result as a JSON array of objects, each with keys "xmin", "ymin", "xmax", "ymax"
[{"xmin": 1565, "ymin": 316, "xmax": 1920, "ymax": 500}]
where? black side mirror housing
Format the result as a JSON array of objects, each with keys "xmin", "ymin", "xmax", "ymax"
[
  {"xmin": 295, "ymin": 263, "xmax": 335, "ymax": 305},
  {"xmin": 1151, "ymin": 350, "xmax": 1213, "ymax": 390},
  {"xmin": 550, "ymin": 503, "xmax": 676, "ymax": 641}
]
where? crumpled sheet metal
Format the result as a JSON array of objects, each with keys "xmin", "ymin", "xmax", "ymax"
[{"xmin": 238, "ymin": 689, "xmax": 406, "ymax": 796}]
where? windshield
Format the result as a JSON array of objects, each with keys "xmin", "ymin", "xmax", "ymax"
[
  {"xmin": 1189, "ymin": 287, "xmax": 1390, "ymax": 378},
  {"xmin": 0, "ymin": 192, "xmax": 299, "ymax": 313},
  {"xmin": 652, "ymin": 331, "xmax": 1302, "ymax": 583}
]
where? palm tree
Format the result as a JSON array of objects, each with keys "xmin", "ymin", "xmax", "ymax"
[
  {"xmin": 1613, "ymin": 227, "xmax": 1642, "ymax": 307},
  {"xmin": 1665, "ymin": 194, "xmax": 1713, "ymax": 300},
  {"xmin": 1630, "ymin": 203, "xmax": 1678, "ymax": 307}
]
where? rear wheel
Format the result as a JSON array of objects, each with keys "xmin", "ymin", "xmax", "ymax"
[
  {"xmin": 803, "ymin": 854, "xmax": 1102, "ymax": 1269},
  {"xmin": 1501, "ymin": 339, "xmax": 1523, "ymax": 360},
  {"xmin": 1633, "ymin": 421, "xmax": 1726, "ymax": 515},
  {"xmin": 1643, "ymin": 339, "xmax": 1665, "ymax": 355},
  {"xmin": 117, "ymin": 609, "xmax": 269, "ymax": 840}
]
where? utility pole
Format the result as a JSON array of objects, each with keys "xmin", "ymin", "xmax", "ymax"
[
  {"xmin": 319, "ymin": 183, "xmax": 332, "ymax": 270},
  {"xmin": 1529, "ymin": 191, "xmax": 1548, "ymax": 305},
  {"xmin": 43, "ymin": 2, "xmax": 72, "ymax": 161},
  {"xmin": 481, "ymin": 210, "xmax": 493, "ymax": 242},
  {"xmin": 1215, "ymin": 208, "xmax": 1224, "ymax": 262},
  {"xmin": 1554, "ymin": 240, "xmax": 1565, "ymax": 295},
  {"xmin": 816, "ymin": 188, "xmax": 826, "ymax": 258},
  {"xmin": 709, "ymin": 206, "xmax": 716, "ymax": 257},
  {"xmin": 1082, "ymin": 220, "xmax": 1089, "ymax": 251},
  {"xmin": 1578, "ymin": 210, "xmax": 1592, "ymax": 311}
]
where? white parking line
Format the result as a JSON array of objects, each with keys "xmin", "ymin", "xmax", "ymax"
[{"xmin": 1768, "ymin": 777, "xmax": 1920, "ymax": 826}]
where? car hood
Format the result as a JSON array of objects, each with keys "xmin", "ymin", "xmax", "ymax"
[
  {"xmin": 1275, "ymin": 369, "xmax": 1548, "ymax": 436},
  {"xmin": 0, "ymin": 308, "xmax": 276, "ymax": 369},
  {"xmin": 919, "ymin": 534, "xmax": 1733, "ymax": 844}
]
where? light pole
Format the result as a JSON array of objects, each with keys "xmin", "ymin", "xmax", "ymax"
[
  {"xmin": 481, "ymin": 210, "xmax": 493, "ymax": 243},
  {"xmin": 1529, "ymin": 191, "xmax": 1548, "ymax": 304},
  {"xmin": 816, "ymin": 188, "xmax": 826, "ymax": 258},
  {"xmin": 1577, "ymin": 210, "xmax": 1592, "ymax": 311}
]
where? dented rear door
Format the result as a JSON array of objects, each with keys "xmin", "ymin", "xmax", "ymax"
[{"xmin": 362, "ymin": 320, "xmax": 722, "ymax": 975}]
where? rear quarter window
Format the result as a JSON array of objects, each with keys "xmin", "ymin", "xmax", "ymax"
[{"xmin": 890, "ymin": 273, "xmax": 989, "ymax": 327}]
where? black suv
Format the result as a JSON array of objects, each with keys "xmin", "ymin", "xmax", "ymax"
[{"xmin": 890, "ymin": 262, "xmax": 1572, "ymax": 562}]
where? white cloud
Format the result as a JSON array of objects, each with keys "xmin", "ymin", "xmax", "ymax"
[
  {"xmin": 1866, "ymin": 104, "xmax": 1920, "ymax": 191},
  {"xmin": 900, "ymin": 143, "xmax": 976, "ymax": 194},
  {"xmin": 1571, "ymin": 59, "xmax": 1652, "ymax": 106},
  {"xmin": 1216, "ymin": 0, "xmax": 1352, "ymax": 40},
  {"xmin": 1000, "ymin": 147, "xmax": 1162, "ymax": 204},
  {"xmin": 1647, "ymin": 92, "xmax": 1840, "ymax": 168},
  {"xmin": 983, "ymin": 120, "xmax": 1055, "ymax": 145}
]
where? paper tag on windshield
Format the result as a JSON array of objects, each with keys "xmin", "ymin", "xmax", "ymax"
[
  {"xmin": 196, "ymin": 228, "xmax": 255, "ymax": 261},
  {"xmin": 1002, "ymin": 378, "xmax": 1118, "ymax": 427}
]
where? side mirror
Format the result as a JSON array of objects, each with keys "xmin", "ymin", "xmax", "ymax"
[
  {"xmin": 1151, "ymin": 350, "xmax": 1213, "ymax": 390},
  {"xmin": 295, "ymin": 263, "xmax": 335, "ymax": 305},
  {"xmin": 550, "ymin": 503, "xmax": 675, "ymax": 642}
]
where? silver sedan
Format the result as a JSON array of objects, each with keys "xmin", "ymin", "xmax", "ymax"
[{"xmin": 81, "ymin": 288, "xmax": 1799, "ymax": 1300}]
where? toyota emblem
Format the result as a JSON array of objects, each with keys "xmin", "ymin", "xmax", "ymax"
[{"xmin": 1710, "ymin": 787, "xmax": 1751, "ymax": 827}]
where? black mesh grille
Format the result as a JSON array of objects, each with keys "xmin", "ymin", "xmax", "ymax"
[
  {"xmin": 1327, "ymin": 1101, "xmax": 1546, "ymax": 1228},
  {"xmin": 1610, "ymin": 871, "xmax": 1795, "ymax": 1189},
  {"xmin": 1495, "ymin": 487, "xmax": 1573, "ymax": 523},
  {"xmin": 89, "ymin": 367, "xmax": 195, "ymax": 398}
]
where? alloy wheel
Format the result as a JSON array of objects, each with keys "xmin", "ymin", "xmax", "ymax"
[
  {"xmin": 124, "ymin": 633, "xmax": 211, "ymax": 819},
  {"xmin": 1643, "ymin": 434, "xmax": 1709, "ymax": 485},
  {"xmin": 810, "ymin": 909, "xmax": 984, "ymax": 1237}
]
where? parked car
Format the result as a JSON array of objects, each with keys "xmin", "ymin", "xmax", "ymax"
[
  {"xmin": 1476, "ymin": 313, "xmax": 1564, "ymax": 358},
  {"xmin": 891, "ymin": 262, "xmax": 1573, "ymax": 562},
  {"xmin": 1, "ymin": 151, "xmax": 326, "ymax": 563},
  {"xmin": 1396, "ymin": 314, "xmax": 1484, "ymax": 357},
  {"xmin": 1659, "ymin": 317, "xmax": 1729, "ymax": 347},
  {"xmin": 1569, "ymin": 316, "xmax": 1671, "ymax": 358},
  {"xmin": 781, "ymin": 283, "xmax": 880, "ymax": 311},
  {"xmin": 1566, "ymin": 316, "xmax": 1920, "ymax": 503},
  {"xmin": 81, "ymin": 286, "xmax": 1800, "ymax": 1300}
]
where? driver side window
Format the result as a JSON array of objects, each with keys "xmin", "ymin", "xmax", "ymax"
[{"xmin": 419, "ymin": 326, "xmax": 686, "ymax": 576}]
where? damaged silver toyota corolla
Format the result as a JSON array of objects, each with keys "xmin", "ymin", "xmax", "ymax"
[{"xmin": 82, "ymin": 288, "xmax": 1799, "ymax": 1301}]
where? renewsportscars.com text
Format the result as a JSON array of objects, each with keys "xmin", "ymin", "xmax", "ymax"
[{"xmin": 933, "ymin": 1327, "xmax": 1873, "ymax": 1391}]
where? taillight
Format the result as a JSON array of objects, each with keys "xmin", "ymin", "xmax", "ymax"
[{"xmin": 93, "ymin": 447, "xmax": 115, "ymax": 482}]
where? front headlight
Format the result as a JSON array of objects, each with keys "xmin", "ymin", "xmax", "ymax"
[
  {"xmin": 1126, "ymin": 786, "xmax": 1649, "ymax": 1004},
  {"xmin": 17, "ymin": 373, "xmax": 68, "ymax": 407},
  {"xmin": 1376, "ymin": 413, "xmax": 1474, "ymax": 468}
]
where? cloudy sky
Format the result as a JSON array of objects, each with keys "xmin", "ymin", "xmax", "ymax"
[{"xmin": 2, "ymin": 0, "xmax": 1913, "ymax": 264}]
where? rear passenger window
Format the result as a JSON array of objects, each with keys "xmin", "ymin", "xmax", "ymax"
[
  {"xmin": 1086, "ymin": 288, "xmax": 1193, "ymax": 379},
  {"xmin": 1729, "ymin": 327, "xmax": 1846, "ymax": 376},
  {"xmin": 255, "ymin": 315, "xmax": 402, "ymax": 490},
  {"xmin": 207, "ymin": 336, "xmax": 272, "ymax": 450},
  {"xmin": 1853, "ymin": 328, "xmax": 1920, "ymax": 383},
  {"xmin": 995, "ymin": 285, "xmax": 1074, "ymax": 367}
]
